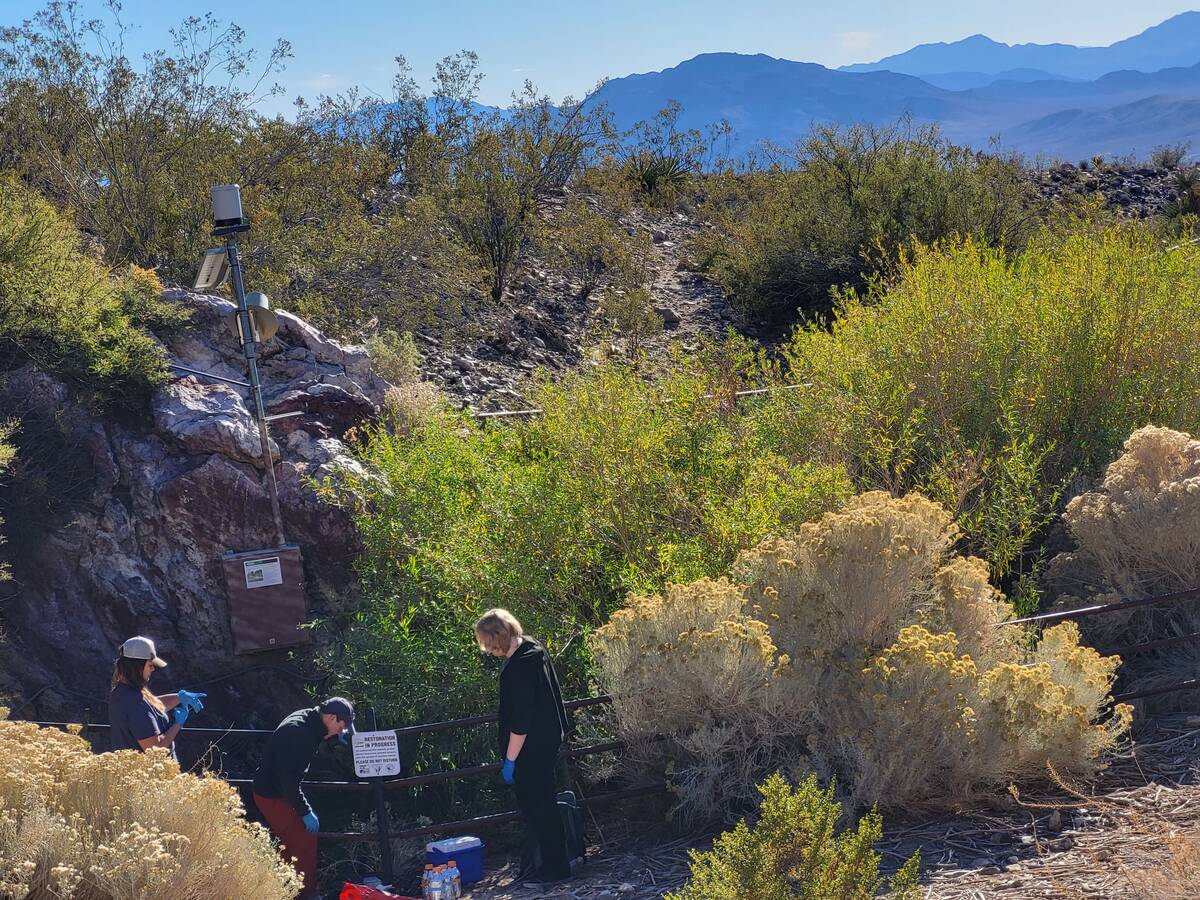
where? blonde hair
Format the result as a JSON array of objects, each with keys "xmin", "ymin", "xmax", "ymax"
[{"xmin": 474, "ymin": 608, "xmax": 523, "ymax": 653}]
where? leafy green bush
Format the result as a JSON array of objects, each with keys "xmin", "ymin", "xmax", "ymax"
[
  {"xmin": 600, "ymin": 286, "xmax": 664, "ymax": 357},
  {"xmin": 696, "ymin": 122, "xmax": 1036, "ymax": 320},
  {"xmin": 667, "ymin": 773, "xmax": 921, "ymax": 900},
  {"xmin": 0, "ymin": 11, "xmax": 491, "ymax": 342},
  {"xmin": 538, "ymin": 195, "xmax": 651, "ymax": 299},
  {"xmin": 773, "ymin": 221, "xmax": 1200, "ymax": 586},
  {"xmin": 319, "ymin": 347, "xmax": 851, "ymax": 730},
  {"xmin": 366, "ymin": 329, "xmax": 424, "ymax": 385},
  {"xmin": 0, "ymin": 174, "xmax": 182, "ymax": 412}
]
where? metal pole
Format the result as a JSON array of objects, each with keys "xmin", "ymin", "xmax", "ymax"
[
  {"xmin": 366, "ymin": 708, "xmax": 395, "ymax": 885},
  {"xmin": 225, "ymin": 238, "xmax": 286, "ymax": 547}
]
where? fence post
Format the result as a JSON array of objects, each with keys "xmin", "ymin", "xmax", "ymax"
[{"xmin": 366, "ymin": 708, "xmax": 395, "ymax": 885}]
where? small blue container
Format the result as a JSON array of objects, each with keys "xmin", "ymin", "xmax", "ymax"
[{"xmin": 426, "ymin": 836, "xmax": 485, "ymax": 885}]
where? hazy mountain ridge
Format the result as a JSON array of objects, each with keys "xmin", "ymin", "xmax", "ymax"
[
  {"xmin": 588, "ymin": 15, "xmax": 1200, "ymax": 160},
  {"xmin": 840, "ymin": 11, "xmax": 1200, "ymax": 81},
  {"xmin": 365, "ymin": 15, "xmax": 1200, "ymax": 161}
]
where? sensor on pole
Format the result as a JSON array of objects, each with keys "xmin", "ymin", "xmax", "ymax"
[{"xmin": 202, "ymin": 184, "xmax": 286, "ymax": 547}]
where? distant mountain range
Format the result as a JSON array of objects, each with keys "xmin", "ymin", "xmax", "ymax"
[
  {"xmin": 585, "ymin": 12, "xmax": 1200, "ymax": 161},
  {"xmin": 842, "ymin": 12, "xmax": 1200, "ymax": 85}
]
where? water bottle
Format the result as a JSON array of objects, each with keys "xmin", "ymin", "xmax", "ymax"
[
  {"xmin": 421, "ymin": 864, "xmax": 434, "ymax": 900},
  {"xmin": 446, "ymin": 861, "xmax": 462, "ymax": 899},
  {"xmin": 430, "ymin": 865, "xmax": 447, "ymax": 900}
]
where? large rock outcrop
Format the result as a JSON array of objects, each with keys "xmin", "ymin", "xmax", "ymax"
[{"xmin": 0, "ymin": 290, "xmax": 385, "ymax": 728}]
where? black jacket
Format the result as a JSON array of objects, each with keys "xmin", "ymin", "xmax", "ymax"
[
  {"xmin": 498, "ymin": 638, "xmax": 569, "ymax": 760},
  {"xmin": 252, "ymin": 707, "xmax": 328, "ymax": 815}
]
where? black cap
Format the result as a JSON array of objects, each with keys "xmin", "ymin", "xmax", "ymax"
[{"xmin": 320, "ymin": 697, "xmax": 356, "ymax": 734}]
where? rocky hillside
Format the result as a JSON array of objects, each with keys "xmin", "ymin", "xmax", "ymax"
[
  {"xmin": 416, "ymin": 195, "xmax": 741, "ymax": 411},
  {"xmin": 1, "ymin": 291, "xmax": 385, "ymax": 726},
  {"xmin": 1034, "ymin": 161, "xmax": 1183, "ymax": 218}
]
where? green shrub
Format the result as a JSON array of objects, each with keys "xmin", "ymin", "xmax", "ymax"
[
  {"xmin": 0, "ymin": 174, "xmax": 181, "ymax": 412},
  {"xmin": 696, "ymin": 122, "xmax": 1036, "ymax": 320},
  {"xmin": 319, "ymin": 347, "xmax": 852, "ymax": 731},
  {"xmin": 0, "ymin": 12, "xmax": 489, "ymax": 343},
  {"xmin": 538, "ymin": 195, "xmax": 652, "ymax": 299},
  {"xmin": 775, "ymin": 222, "xmax": 1200, "ymax": 582},
  {"xmin": 366, "ymin": 329, "xmax": 424, "ymax": 385},
  {"xmin": 667, "ymin": 773, "xmax": 921, "ymax": 900},
  {"xmin": 600, "ymin": 286, "xmax": 664, "ymax": 357}
]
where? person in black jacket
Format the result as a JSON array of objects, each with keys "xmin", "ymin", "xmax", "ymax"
[
  {"xmin": 475, "ymin": 608, "xmax": 572, "ymax": 886},
  {"xmin": 252, "ymin": 697, "xmax": 355, "ymax": 898}
]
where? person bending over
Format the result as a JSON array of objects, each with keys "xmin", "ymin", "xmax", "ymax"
[{"xmin": 252, "ymin": 697, "xmax": 355, "ymax": 899}]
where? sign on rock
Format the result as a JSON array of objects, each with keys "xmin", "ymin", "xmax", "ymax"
[{"xmin": 352, "ymin": 730, "xmax": 401, "ymax": 778}]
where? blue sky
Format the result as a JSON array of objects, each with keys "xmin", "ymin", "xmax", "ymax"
[{"xmin": 3, "ymin": 1, "xmax": 1197, "ymax": 114}]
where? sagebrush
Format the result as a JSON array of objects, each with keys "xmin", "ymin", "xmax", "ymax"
[
  {"xmin": 594, "ymin": 492, "xmax": 1130, "ymax": 820},
  {"xmin": 1046, "ymin": 425, "xmax": 1200, "ymax": 704},
  {"xmin": 0, "ymin": 714, "xmax": 300, "ymax": 899}
]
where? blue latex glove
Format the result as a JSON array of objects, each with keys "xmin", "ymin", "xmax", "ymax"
[
  {"xmin": 177, "ymin": 690, "xmax": 207, "ymax": 713},
  {"xmin": 173, "ymin": 705, "xmax": 189, "ymax": 727},
  {"xmin": 302, "ymin": 812, "xmax": 320, "ymax": 833},
  {"xmin": 500, "ymin": 758, "xmax": 516, "ymax": 785},
  {"xmin": 338, "ymin": 730, "xmax": 351, "ymax": 746}
]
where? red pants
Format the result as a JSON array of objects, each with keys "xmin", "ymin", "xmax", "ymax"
[{"xmin": 254, "ymin": 793, "xmax": 318, "ymax": 897}]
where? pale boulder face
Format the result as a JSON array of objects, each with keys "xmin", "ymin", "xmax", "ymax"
[
  {"xmin": 153, "ymin": 379, "xmax": 273, "ymax": 464},
  {"xmin": 0, "ymin": 289, "xmax": 384, "ymax": 726}
]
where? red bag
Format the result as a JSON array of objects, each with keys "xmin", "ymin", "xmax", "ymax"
[{"xmin": 338, "ymin": 883, "xmax": 418, "ymax": 900}]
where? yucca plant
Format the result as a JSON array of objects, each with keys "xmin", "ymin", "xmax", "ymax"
[
  {"xmin": 1167, "ymin": 168, "xmax": 1200, "ymax": 216},
  {"xmin": 623, "ymin": 150, "xmax": 692, "ymax": 197}
]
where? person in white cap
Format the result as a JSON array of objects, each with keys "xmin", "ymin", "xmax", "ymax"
[{"xmin": 108, "ymin": 635, "xmax": 206, "ymax": 759}]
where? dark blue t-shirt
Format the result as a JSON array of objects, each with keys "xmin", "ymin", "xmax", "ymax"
[{"xmin": 109, "ymin": 683, "xmax": 175, "ymax": 759}]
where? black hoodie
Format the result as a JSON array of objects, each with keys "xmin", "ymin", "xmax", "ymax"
[
  {"xmin": 498, "ymin": 638, "xmax": 569, "ymax": 760},
  {"xmin": 252, "ymin": 707, "xmax": 328, "ymax": 816}
]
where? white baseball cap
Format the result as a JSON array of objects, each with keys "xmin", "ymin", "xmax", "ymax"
[{"xmin": 120, "ymin": 636, "xmax": 168, "ymax": 668}]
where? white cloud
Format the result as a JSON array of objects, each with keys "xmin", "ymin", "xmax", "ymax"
[{"xmin": 838, "ymin": 31, "xmax": 878, "ymax": 51}]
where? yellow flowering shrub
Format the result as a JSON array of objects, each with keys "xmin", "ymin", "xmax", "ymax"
[
  {"xmin": 593, "ymin": 579, "xmax": 804, "ymax": 821},
  {"xmin": 594, "ymin": 493, "xmax": 1129, "ymax": 818},
  {"xmin": 1048, "ymin": 426, "xmax": 1200, "ymax": 650},
  {"xmin": 0, "ymin": 712, "xmax": 301, "ymax": 900}
]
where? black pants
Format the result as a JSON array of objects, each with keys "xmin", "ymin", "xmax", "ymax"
[{"xmin": 513, "ymin": 746, "xmax": 570, "ymax": 880}]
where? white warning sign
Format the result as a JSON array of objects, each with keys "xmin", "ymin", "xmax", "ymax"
[
  {"xmin": 352, "ymin": 730, "xmax": 402, "ymax": 778},
  {"xmin": 243, "ymin": 557, "xmax": 283, "ymax": 589}
]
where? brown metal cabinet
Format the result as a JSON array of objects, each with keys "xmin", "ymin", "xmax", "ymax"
[{"xmin": 220, "ymin": 545, "xmax": 309, "ymax": 653}]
